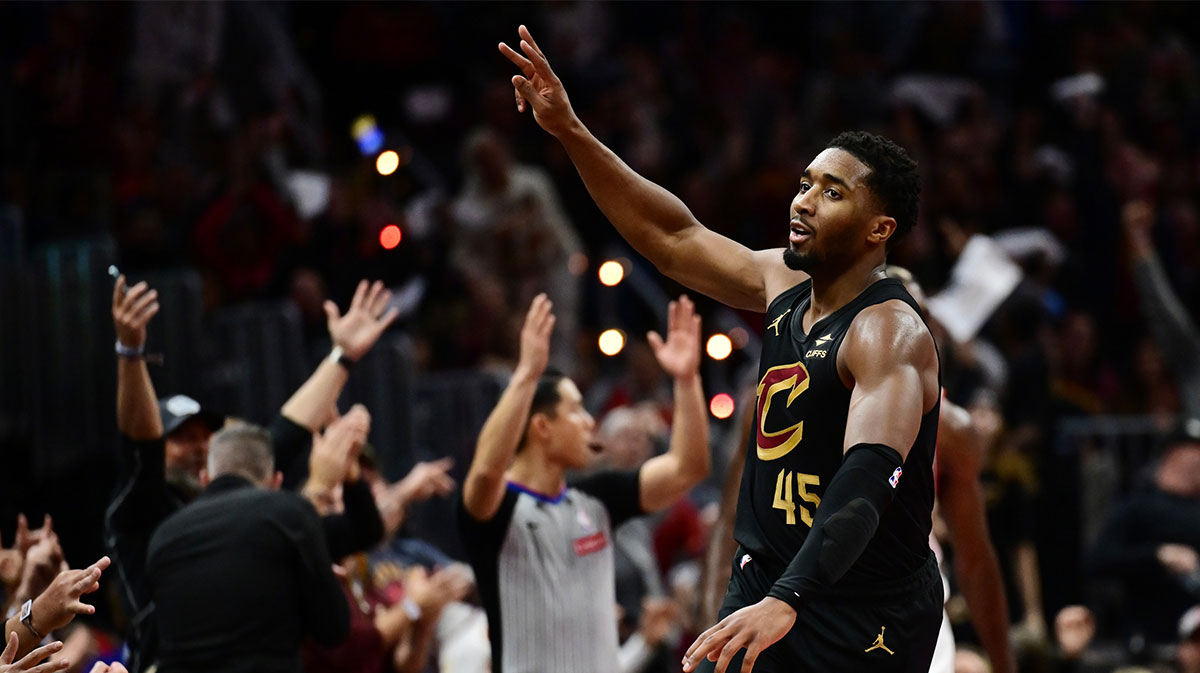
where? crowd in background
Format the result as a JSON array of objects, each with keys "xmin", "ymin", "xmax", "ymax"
[{"xmin": 2, "ymin": 2, "xmax": 1200, "ymax": 672}]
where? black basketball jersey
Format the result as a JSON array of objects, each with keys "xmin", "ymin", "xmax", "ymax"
[{"xmin": 734, "ymin": 277, "xmax": 940, "ymax": 587}]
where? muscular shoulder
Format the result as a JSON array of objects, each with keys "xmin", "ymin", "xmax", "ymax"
[{"xmin": 843, "ymin": 300, "xmax": 936, "ymax": 372}]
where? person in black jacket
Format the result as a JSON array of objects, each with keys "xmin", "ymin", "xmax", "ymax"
[
  {"xmin": 1088, "ymin": 420, "xmax": 1200, "ymax": 645},
  {"xmin": 105, "ymin": 275, "xmax": 390, "ymax": 671},
  {"xmin": 146, "ymin": 423, "xmax": 349, "ymax": 673}
]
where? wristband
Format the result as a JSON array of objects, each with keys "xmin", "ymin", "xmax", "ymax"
[
  {"xmin": 20, "ymin": 599, "xmax": 42, "ymax": 639},
  {"xmin": 115, "ymin": 340, "xmax": 145, "ymax": 359},
  {"xmin": 328, "ymin": 345, "xmax": 356, "ymax": 371},
  {"xmin": 401, "ymin": 597, "xmax": 422, "ymax": 622}
]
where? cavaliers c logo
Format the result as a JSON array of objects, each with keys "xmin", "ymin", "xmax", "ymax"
[{"xmin": 756, "ymin": 361, "xmax": 810, "ymax": 460}]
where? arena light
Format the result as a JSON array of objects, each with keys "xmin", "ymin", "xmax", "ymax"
[
  {"xmin": 706, "ymin": 334, "xmax": 733, "ymax": 360},
  {"xmin": 710, "ymin": 393, "xmax": 735, "ymax": 419},
  {"xmin": 351, "ymin": 114, "xmax": 384, "ymax": 155},
  {"xmin": 598, "ymin": 329, "xmax": 625, "ymax": 356},
  {"xmin": 376, "ymin": 150, "xmax": 400, "ymax": 176},
  {"xmin": 598, "ymin": 260, "xmax": 625, "ymax": 287},
  {"xmin": 379, "ymin": 224, "xmax": 402, "ymax": 250},
  {"xmin": 729, "ymin": 327, "xmax": 750, "ymax": 348}
]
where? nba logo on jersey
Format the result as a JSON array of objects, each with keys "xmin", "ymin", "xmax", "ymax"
[
  {"xmin": 889, "ymin": 467, "xmax": 903, "ymax": 488},
  {"xmin": 740, "ymin": 554, "xmax": 752, "ymax": 569},
  {"xmin": 576, "ymin": 509, "xmax": 596, "ymax": 533}
]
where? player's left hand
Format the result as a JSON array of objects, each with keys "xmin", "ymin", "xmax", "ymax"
[
  {"xmin": 649, "ymin": 295, "xmax": 701, "ymax": 382},
  {"xmin": 683, "ymin": 597, "xmax": 795, "ymax": 673}
]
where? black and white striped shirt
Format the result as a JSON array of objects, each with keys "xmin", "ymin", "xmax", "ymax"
[{"xmin": 458, "ymin": 471, "xmax": 643, "ymax": 673}]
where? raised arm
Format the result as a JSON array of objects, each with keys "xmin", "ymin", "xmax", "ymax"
[
  {"xmin": 112, "ymin": 276, "xmax": 163, "ymax": 440},
  {"xmin": 500, "ymin": 26, "xmax": 800, "ymax": 312},
  {"xmin": 937, "ymin": 402, "xmax": 1015, "ymax": 673},
  {"xmin": 276, "ymin": 280, "xmax": 398, "ymax": 484},
  {"xmin": 1124, "ymin": 201, "xmax": 1200, "ymax": 418},
  {"xmin": 637, "ymin": 296, "xmax": 711, "ymax": 512},
  {"xmin": 281, "ymin": 280, "xmax": 399, "ymax": 431},
  {"xmin": 462, "ymin": 294, "xmax": 555, "ymax": 521}
]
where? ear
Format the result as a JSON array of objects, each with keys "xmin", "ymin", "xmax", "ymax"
[
  {"xmin": 199, "ymin": 468, "xmax": 212, "ymax": 488},
  {"xmin": 270, "ymin": 471, "xmax": 284, "ymax": 491},
  {"xmin": 529, "ymin": 412, "xmax": 552, "ymax": 442},
  {"xmin": 867, "ymin": 215, "xmax": 897, "ymax": 246}
]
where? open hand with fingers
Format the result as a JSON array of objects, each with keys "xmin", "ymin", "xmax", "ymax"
[
  {"xmin": 683, "ymin": 597, "xmax": 795, "ymax": 673},
  {"xmin": 498, "ymin": 25, "xmax": 579, "ymax": 137},
  {"xmin": 28, "ymin": 556, "xmax": 111, "ymax": 638},
  {"xmin": 111, "ymin": 275, "xmax": 159, "ymax": 350},
  {"xmin": 307, "ymin": 405, "xmax": 372, "ymax": 500},
  {"xmin": 649, "ymin": 295, "xmax": 702, "ymax": 382},
  {"xmin": 514, "ymin": 293, "xmax": 555, "ymax": 382},
  {"xmin": 326, "ymin": 280, "xmax": 400, "ymax": 362},
  {"xmin": 0, "ymin": 633, "xmax": 66, "ymax": 673}
]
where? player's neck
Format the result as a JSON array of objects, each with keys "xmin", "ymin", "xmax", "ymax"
[
  {"xmin": 805, "ymin": 258, "xmax": 887, "ymax": 327},
  {"xmin": 507, "ymin": 451, "xmax": 567, "ymax": 497}
]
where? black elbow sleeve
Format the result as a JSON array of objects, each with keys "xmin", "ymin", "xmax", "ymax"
[{"xmin": 767, "ymin": 443, "xmax": 903, "ymax": 612}]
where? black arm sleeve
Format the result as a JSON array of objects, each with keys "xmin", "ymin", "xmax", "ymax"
[
  {"xmin": 320, "ymin": 480, "xmax": 385, "ymax": 560},
  {"xmin": 268, "ymin": 414, "xmax": 314, "ymax": 491},
  {"xmin": 287, "ymin": 495, "xmax": 351, "ymax": 647},
  {"xmin": 571, "ymin": 470, "xmax": 644, "ymax": 528},
  {"xmin": 768, "ymin": 443, "xmax": 903, "ymax": 611}
]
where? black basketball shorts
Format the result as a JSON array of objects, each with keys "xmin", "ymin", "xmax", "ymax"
[{"xmin": 695, "ymin": 546, "xmax": 943, "ymax": 673}]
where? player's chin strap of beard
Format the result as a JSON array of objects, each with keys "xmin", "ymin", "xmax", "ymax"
[{"xmin": 766, "ymin": 442, "xmax": 903, "ymax": 612}]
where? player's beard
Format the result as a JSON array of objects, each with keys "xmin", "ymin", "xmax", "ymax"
[{"xmin": 783, "ymin": 246, "xmax": 820, "ymax": 271}]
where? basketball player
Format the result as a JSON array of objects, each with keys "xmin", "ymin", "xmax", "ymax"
[{"xmin": 501, "ymin": 26, "xmax": 942, "ymax": 673}]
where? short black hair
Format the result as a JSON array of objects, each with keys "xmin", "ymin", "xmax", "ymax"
[
  {"xmin": 826, "ymin": 131, "xmax": 920, "ymax": 248},
  {"xmin": 518, "ymin": 368, "xmax": 568, "ymax": 451}
]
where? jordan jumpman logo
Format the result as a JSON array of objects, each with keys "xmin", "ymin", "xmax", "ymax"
[{"xmin": 864, "ymin": 626, "xmax": 895, "ymax": 655}]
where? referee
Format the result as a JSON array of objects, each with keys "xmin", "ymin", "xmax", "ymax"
[{"xmin": 458, "ymin": 294, "xmax": 710, "ymax": 673}]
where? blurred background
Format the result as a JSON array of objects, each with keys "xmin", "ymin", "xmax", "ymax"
[{"xmin": 1, "ymin": 2, "xmax": 1199, "ymax": 672}]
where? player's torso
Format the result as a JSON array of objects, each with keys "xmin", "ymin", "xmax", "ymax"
[{"xmin": 735, "ymin": 278, "xmax": 938, "ymax": 579}]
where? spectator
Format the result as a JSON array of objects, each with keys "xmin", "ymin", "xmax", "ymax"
[
  {"xmin": 1088, "ymin": 420, "xmax": 1200, "ymax": 645},
  {"xmin": 458, "ymin": 294, "xmax": 709, "ymax": 673},
  {"xmin": 104, "ymin": 275, "xmax": 392, "ymax": 670},
  {"xmin": 451, "ymin": 127, "xmax": 583, "ymax": 372},
  {"xmin": 145, "ymin": 424, "xmax": 348, "ymax": 673}
]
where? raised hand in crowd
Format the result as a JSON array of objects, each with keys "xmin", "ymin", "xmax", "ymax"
[
  {"xmin": 111, "ymin": 275, "xmax": 164, "ymax": 441},
  {"xmin": 10, "ymin": 520, "xmax": 66, "ymax": 611},
  {"xmin": 647, "ymin": 295, "xmax": 702, "ymax": 383},
  {"xmin": 0, "ymin": 633, "xmax": 66, "ymax": 673},
  {"xmin": 304, "ymin": 405, "xmax": 372, "ymax": 515},
  {"xmin": 111, "ymin": 275, "xmax": 159, "ymax": 353},
  {"xmin": 374, "ymin": 458, "xmax": 456, "ymax": 537},
  {"xmin": 325, "ymin": 280, "xmax": 400, "ymax": 362},
  {"xmin": 0, "ymin": 516, "xmax": 50, "ymax": 608},
  {"xmin": 86, "ymin": 663, "xmax": 128, "ymax": 673},
  {"xmin": 1122, "ymin": 199, "xmax": 1156, "ymax": 258},
  {"xmin": 4, "ymin": 557, "xmax": 109, "ymax": 662}
]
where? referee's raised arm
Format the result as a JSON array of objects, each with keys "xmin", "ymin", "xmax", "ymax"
[{"xmin": 462, "ymin": 293, "xmax": 555, "ymax": 522}]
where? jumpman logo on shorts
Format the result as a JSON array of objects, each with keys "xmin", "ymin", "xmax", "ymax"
[{"xmin": 864, "ymin": 626, "xmax": 895, "ymax": 655}]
